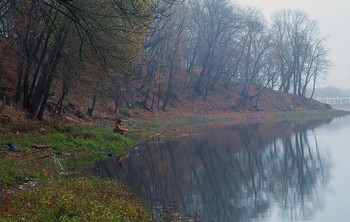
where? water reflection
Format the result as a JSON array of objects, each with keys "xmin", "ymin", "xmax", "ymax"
[{"xmin": 95, "ymin": 119, "xmax": 332, "ymax": 222}]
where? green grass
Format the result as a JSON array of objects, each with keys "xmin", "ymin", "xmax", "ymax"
[
  {"xmin": 0, "ymin": 177, "xmax": 151, "ymax": 222},
  {"xmin": 0, "ymin": 157, "xmax": 52, "ymax": 189},
  {"xmin": 0, "ymin": 123, "xmax": 136, "ymax": 185},
  {"xmin": 0, "ymin": 122, "xmax": 151, "ymax": 221},
  {"xmin": 0, "ymin": 124, "xmax": 134, "ymax": 155},
  {"xmin": 62, "ymin": 153, "xmax": 112, "ymax": 170}
]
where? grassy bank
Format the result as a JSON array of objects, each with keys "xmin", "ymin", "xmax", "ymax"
[
  {"xmin": 1, "ymin": 124, "xmax": 133, "ymax": 154},
  {"xmin": 0, "ymin": 111, "xmax": 153, "ymax": 221},
  {"xmin": 1, "ymin": 176, "xmax": 151, "ymax": 221}
]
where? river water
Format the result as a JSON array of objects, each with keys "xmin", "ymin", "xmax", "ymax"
[{"xmin": 94, "ymin": 115, "xmax": 350, "ymax": 222}]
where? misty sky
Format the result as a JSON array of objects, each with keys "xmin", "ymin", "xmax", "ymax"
[{"xmin": 240, "ymin": 0, "xmax": 350, "ymax": 89}]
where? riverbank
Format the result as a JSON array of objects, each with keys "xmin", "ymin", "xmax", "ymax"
[
  {"xmin": 0, "ymin": 110, "xmax": 155, "ymax": 221},
  {"xmin": 0, "ymin": 109, "xmax": 349, "ymax": 221}
]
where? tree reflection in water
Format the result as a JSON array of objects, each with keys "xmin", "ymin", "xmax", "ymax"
[{"xmin": 95, "ymin": 119, "xmax": 331, "ymax": 222}]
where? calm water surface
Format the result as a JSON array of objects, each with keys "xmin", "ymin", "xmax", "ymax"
[{"xmin": 94, "ymin": 116, "xmax": 350, "ymax": 222}]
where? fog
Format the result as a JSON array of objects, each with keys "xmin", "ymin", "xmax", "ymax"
[{"xmin": 241, "ymin": 0, "xmax": 350, "ymax": 89}]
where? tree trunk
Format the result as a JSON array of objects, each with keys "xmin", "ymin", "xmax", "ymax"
[
  {"xmin": 87, "ymin": 94, "xmax": 97, "ymax": 117},
  {"xmin": 151, "ymin": 92, "xmax": 156, "ymax": 110},
  {"xmin": 37, "ymin": 73, "xmax": 54, "ymax": 120},
  {"xmin": 203, "ymin": 76, "xmax": 211, "ymax": 101},
  {"xmin": 310, "ymin": 73, "xmax": 317, "ymax": 99},
  {"xmin": 114, "ymin": 89, "xmax": 120, "ymax": 114},
  {"xmin": 194, "ymin": 52, "xmax": 210, "ymax": 93},
  {"xmin": 157, "ymin": 85, "xmax": 161, "ymax": 108},
  {"xmin": 55, "ymin": 77, "xmax": 71, "ymax": 115},
  {"xmin": 0, "ymin": 95, "xmax": 6, "ymax": 113},
  {"xmin": 27, "ymin": 33, "xmax": 50, "ymax": 109},
  {"xmin": 15, "ymin": 59, "xmax": 24, "ymax": 105},
  {"xmin": 162, "ymin": 69, "xmax": 175, "ymax": 111},
  {"xmin": 29, "ymin": 21, "xmax": 71, "ymax": 118}
]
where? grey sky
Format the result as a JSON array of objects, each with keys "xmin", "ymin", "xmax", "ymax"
[{"xmin": 240, "ymin": 0, "xmax": 350, "ymax": 89}]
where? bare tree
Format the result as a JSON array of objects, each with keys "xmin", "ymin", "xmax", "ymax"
[
  {"xmin": 190, "ymin": 0, "xmax": 241, "ymax": 99},
  {"xmin": 239, "ymin": 8, "xmax": 271, "ymax": 101},
  {"xmin": 271, "ymin": 9, "xmax": 329, "ymax": 97}
]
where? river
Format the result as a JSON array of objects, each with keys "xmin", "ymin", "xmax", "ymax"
[{"xmin": 93, "ymin": 115, "xmax": 350, "ymax": 222}]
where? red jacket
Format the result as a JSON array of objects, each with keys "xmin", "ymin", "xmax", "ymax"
[{"xmin": 113, "ymin": 123, "xmax": 127, "ymax": 134}]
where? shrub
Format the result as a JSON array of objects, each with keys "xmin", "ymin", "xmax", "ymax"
[
  {"xmin": 119, "ymin": 109, "xmax": 131, "ymax": 118},
  {"xmin": 133, "ymin": 110, "xmax": 141, "ymax": 117},
  {"xmin": 199, "ymin": 109, "xmax": 207, "ymax": 114}
]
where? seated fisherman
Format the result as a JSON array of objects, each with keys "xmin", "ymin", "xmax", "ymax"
[{"xmin": 113, "ymin": 118, "xmax": 128, "ymax": 135}]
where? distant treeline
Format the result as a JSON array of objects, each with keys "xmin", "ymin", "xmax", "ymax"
[{"xmin": 0, "ymin": 0, "xmax": 329, "ymax": 118}]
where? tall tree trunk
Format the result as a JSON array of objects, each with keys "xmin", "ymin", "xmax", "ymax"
[
  {"xmin": 15, "ymin": 58, "xmax": 24, "ymax": 104},
  {"xmin": 0, "ymin": 95, "xmax": 6, "ymax": 113},
  {"xmin": 87, "ymin": 94, "xmax": 97, "ymax": 117},
  {"xmin": 162, "ymin": 68, "xmax": 175, "ymax": 111},
  {"xmin": 37, "ymin": 73, "xmax": 54, "ymax": 120},
  {"xmin": 27, "ymin": 33, "xmax": 50, "ymax": 109},
  {"xmin": 185, "ymin": 39, "xmax": 199, "ymax": 87},
  {"xmin": 310, "ymin": 72, "xmax": 317, "ymax": 99},
  {"xmin": 55, "ymin": 77, "xmax": 71, "ymax": 115},
  {"xmin": 141, "ymin": 85, "xmax": 151, "ymax": 110},
  {"xmin": 22, "ymin": 64, "xmax": 32, "ymax": 109},
  {"xmin": 30, "ymin": 21, "xmax": 71, "ymax": 118},
  {"xmin": 157, "ymin": 85, "xmax": 161, "ymax": 108},
  {"xmin": 194, "ymin": 51, "xmax": 210, "ymax": 93},
  {"xmin": 151, "ymin": 92, "xmax": 156, "ymax": 110},
  {"xmin": 203, "ymin": 77, "xmax": 211, "ymax": 101},
  {"xmin": 22, "ymin": 27, "xmax": 47, "ymax": 110}
]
